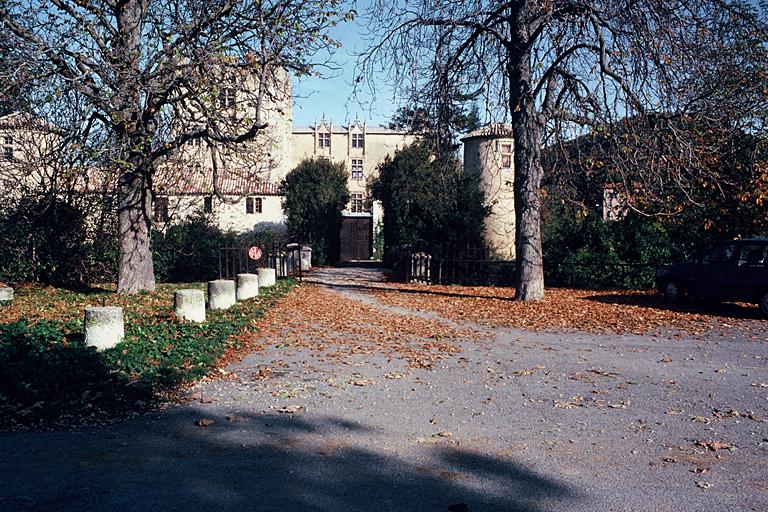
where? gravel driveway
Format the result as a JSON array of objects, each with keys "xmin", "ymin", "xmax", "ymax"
[{"xmin": 1, "ymin": 267, "xmax": 766, "ymax": 511}]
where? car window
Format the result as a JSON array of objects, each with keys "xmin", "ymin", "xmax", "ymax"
[
  {"xmin": 736, "ymin": 244, "xmax": 768, "ymax": 267},
  {"xmin": 701, "ymin": 244, "xmax": 735, "ymax": 265}
]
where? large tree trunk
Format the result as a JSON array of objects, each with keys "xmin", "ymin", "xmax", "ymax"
[
  {"xmin": 115, "ymin": 0, "xmax": 155, "ymax": 294},
  {"xmin": 117, "ymin": 169, "xmax": 155, "ymax": 293},
  {"xmin": 508, "ymin": 34, "xmax": 545, "ymax": 301}
]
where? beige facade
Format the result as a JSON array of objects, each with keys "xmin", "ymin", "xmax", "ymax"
[
  {"xmin": 290, "ymin": 117, "xmax": 415, "ymax": 228},
  {"xmin": 0, "ymin": 113, "xmax": 62, "ymax": 198},
  {"xmin": 462, "ymin": 125, "xmax": 516, "ymax": 260}
]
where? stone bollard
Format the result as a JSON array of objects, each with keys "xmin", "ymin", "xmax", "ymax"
[
  {"xmin": 208, "ymin": 279, "xmax": 236, "ymax": 310},
  {"xmin": 236, "ymin": 273, "xmax": 259, "ymax": 301},
  {"xmin": 0, "ymin": 286, "xmax": 13, "ymax": 302},
  {"xmin": 174, "ymin": 289, "xmax": 206, "ymax": 322},
  {"xmin": 84, "ymin": 306, "xmax": 124, "ymax": 351},
  {"xmin": 300, "ymin": 246, "xmax": 312, "ymax": 271},
  {"xmin": 257, "ymin": 267, "xmax": 276, "ymax": 288}
]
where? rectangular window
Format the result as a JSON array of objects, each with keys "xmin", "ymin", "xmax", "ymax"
[
  {"xmin": 246, "ymin": 197, "xmax": 262, "ymax": 214},
  {"xmin": 351, "ymin": 159, "xmax": 364, "ymax": 180},
  {"xmin": 318, "ymin": 132, "xmax": 331, "ymax": 148},
  {"xmin": 350, "ymin": 193, "xmax": 365, "ymax": 213},
  {"xmin": 220, "ymin": 87, "xmax": 237, "ymax": 109},
  {"xmin": 2, "ymin": 135, "xmax": 13, "ymax": 161},
  {"xmin": 352, "ymin": 133, "xmax": 365, "ymax": 148},
  {"xmin": 154, "ymin": 196, "xmax": 169, "ymax": 223},
  {"xmin": 500, "ymin": 142, "xmax": 513, "ymax": 168},
  {"xmin": 203, "ymin": 196, "xmax": 213, "ymax": 213}
]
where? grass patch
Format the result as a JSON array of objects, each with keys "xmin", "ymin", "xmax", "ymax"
[{"xmin": 0, "ymin": 280, "xmax": 295, "ymax": 431}]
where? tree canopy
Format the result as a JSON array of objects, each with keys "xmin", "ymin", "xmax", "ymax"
[
  {"xmin": 1, "ymin": 0, "xmax": 351, "ymax": 292},
  {"xmin": 360, "ymin": 0, "xmax": 768, "ymax": 300},
  {"xmin": 371, "ymin": 141, "xmax": 487, "ymax": 262}
]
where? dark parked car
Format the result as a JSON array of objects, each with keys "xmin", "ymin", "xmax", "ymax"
[{"xmin": 655, "ymin": 239, "xmax": 768, "ymax": 317}]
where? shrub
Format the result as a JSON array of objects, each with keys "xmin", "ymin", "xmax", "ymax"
[
  {"xmin": 544, "ymin": 210, "xmax": 673, "ymax": 289},
  {"xmin": 371, "ymin": 141, "xmax": 487, "ymax": 265},
  {"xmin": 280, "ymin": 159, "xmax": 349, "ymax": 264},
  {"xmin": 0, "ymin": 197, "xmax": 95, "ymax": 286}
]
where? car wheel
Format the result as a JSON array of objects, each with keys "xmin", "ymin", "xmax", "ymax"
[
  {"xmin": 664, "ymin": 280, "xmax": 683, "ymax": 303},
  {"xmin": 760, "ymin": 291, "xmax": 768, "ymax": 318}
]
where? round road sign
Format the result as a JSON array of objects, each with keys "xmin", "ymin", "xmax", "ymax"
[{"xmin": 248, "ymin": 246, "xmax": 262, "ymax": 260}]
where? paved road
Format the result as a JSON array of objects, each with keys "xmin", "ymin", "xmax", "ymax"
[{"xmin": 1, "ymin": 267, "xmax": 766, "ymax": 511}]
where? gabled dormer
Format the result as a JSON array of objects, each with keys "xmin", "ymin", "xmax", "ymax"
[
  {"xmin": 348, "ymin": 115, "xmax": 366, "ymax": 156},
  {"xmin": 314, "ymin": 115, "xmax": 332, "ymax": 158}
]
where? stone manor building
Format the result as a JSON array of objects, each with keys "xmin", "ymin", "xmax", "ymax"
[{"xmin": 1, "ymin": 72, "xmax": 519, "ymax": 262}]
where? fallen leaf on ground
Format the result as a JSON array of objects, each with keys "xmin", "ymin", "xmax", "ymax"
[
  {"xmin": 712, "ymin": 408, "xmax": 740, "ymax": 419},
  {"xmin": 695, "ymin": 480, "xmax": 713, "ymax": 489},
  {"xmin": 195, "ymin": 418, "xmax": 215, "ymax": 427},
  {"xmin": 276, "ymin": 405, "xmax": 304, "ymax": 414},
  {"xmin": 659, "ymin": 356, "xmax": 673, "ymax": 363},
  {"xmin": 695, "ymin": 440, "xmax": 734, "ymax": 451}
]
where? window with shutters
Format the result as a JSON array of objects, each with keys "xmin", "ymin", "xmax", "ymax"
[{"xmin": 246, "ymin": 197, "xmax": 262, "ymax": 214}]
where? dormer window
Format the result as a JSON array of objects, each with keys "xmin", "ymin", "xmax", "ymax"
[
  {"xmin": 352, "ymin": 133, "xmax": 364, "ymax": 148},
  {"xmin": 318, "ymin": 132, "xmax": 331, "ymax": 148}
]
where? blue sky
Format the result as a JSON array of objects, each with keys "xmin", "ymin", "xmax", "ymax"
[{"xmin": 291, "ymin": 5, "xmax": 399, "ymax": 128}]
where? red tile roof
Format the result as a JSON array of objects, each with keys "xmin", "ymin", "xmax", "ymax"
[
  {"xmin": 155, "ymin": 166, "xmax": 282, "ymax": 196},
  {"xmin": 76, "ymin": 166, "xmax": 282, "ymax": 196}
]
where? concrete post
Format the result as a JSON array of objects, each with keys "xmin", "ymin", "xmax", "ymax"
[
  {"xmin": 208, "ymin": 280, "xmax": 236, "ymax": 310},
  {"xmin": 300, "ymin": 246, "xmax": 312, "ymax": 271},
  {"xmin": 0, "ymin": 287, "xmax": 13, "ymax": 302},
  {"xmin": 236, "ymin": 273, "xmax": 259, "ymax": 300},
  {"xmin": 84, "ymin": 306, "xmax": 124, "ymax": 351},
  {"xmin": 257, "ymin": 268, "xmax": 276, "ymax": 288},
  {"xmin": 174, "ymin": 289, "xmax": 206, "ymax": 322}
]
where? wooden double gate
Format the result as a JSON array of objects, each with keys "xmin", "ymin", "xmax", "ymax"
[{"xmin": 339, "ymin": 216, "xmax": 372, "ymax": 262}]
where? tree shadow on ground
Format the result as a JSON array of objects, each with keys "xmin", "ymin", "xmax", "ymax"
[
  {"xmin": 0, "ymin": 325, "xmax": 155, "ymax": 431},
  {"xmin": 313, "ymin": 280, "xmax": 520, "ymax": 303},
  {"xmin": 584, "ymin": 293, "xmax": 764, "ymax": 320},
  {"xmin": 0, "ymin": 408, "xmax": 581, "ymax": 512}
]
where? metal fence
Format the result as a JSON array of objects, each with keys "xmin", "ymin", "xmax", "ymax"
[
  {"xmin": 406, "ymin": 246, "xmax": 661, "ymax": 289},
  {"xmin": 407, "ymin": 245, "xmax": 516, "ymax": 286},
  {"xmin": 218, "ymin": 243, "xmax": 304, "ymax": 281}
]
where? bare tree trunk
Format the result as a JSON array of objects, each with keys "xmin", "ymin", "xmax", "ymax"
[
  {"xmin": 117, "ymin": 169, "xmax": 155, "ymax": 293},
  {"xmin": 508, "ymin": 40, "xmax": 545, "ymax": 301},
  {"xmin": 114, "ymin": 0, "xmax": 155, "ymax": 294}
]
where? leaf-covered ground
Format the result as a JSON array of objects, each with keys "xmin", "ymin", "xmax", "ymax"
[
  {"xmin": 239, "ymin": 285, "xmax": 479, "ymax": 370},
  {"xmin": 360, "ymin": 282, "xmax": 766, "ymax": 339}
]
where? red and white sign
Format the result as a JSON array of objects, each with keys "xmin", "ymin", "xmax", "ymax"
[{"xmin": 248, "ymin": 246, "xmax": 262, "ymax": 261}]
